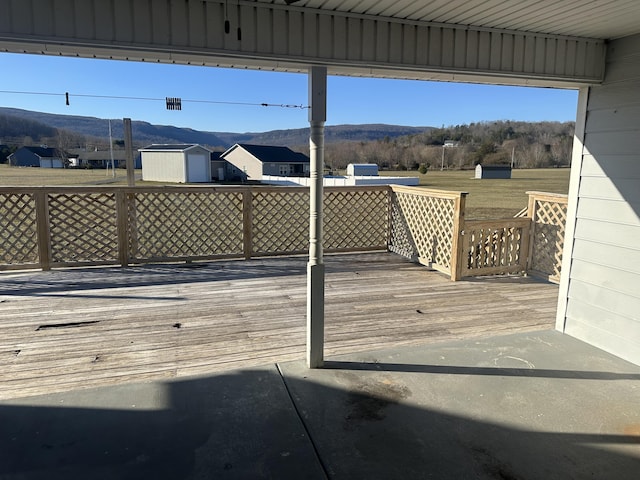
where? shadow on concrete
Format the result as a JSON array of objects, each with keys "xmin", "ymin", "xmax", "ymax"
[
  {"xmin": 323, "ymin": 361, "xmax": 640, "ymax": 380},
  {"xmin": 0, "ymin": 368, "xmax": 324, "ymax": 480},
  {"xmin": 2, "ymin": 351, "xmax": 639, "ymax": 480}
]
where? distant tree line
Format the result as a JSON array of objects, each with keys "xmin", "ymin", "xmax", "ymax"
[
  {"xmin": 320, "ymin": 120, "xmax": 575, "ymax": 172},
  {"xmin": 0, "ymin": 113, "xmax": 132, "ymax": 163}
]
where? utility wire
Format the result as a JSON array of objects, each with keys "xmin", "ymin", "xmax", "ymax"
[{"xmin": 0, "ymin": 89, "xmax": 309, "ymax": 109}]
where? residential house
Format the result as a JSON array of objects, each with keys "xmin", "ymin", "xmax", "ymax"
[
  {"xmin": 8, "ymin": 146, "xmax": 66, "ymax": 168},
  {"xmin": 210, "ymin": 151, "xmax": 226, "ymax": 181},
  {"xmin": 221, "ymin": 143, "xmax": 310, "ymax": 181},
  {"xmin": 69, "ymin": 149, "xmax": 142, "ymax": 169},
  {"xmin": 140, "ymin": 144, "xmax": 212, "ymax": 183},
  {"xmin": 0, "ymin": 144, "xmax": 10, "ymax": 163}
]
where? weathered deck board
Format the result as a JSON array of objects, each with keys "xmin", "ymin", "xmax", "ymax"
[{"xmin": 0, "ymin": 253, "xmax": 558, "ymax": 399}]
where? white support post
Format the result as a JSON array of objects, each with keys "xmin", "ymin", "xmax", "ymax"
[{"xmin": 307, "ymin": 66, "xmax": 326, "ymax": 368}]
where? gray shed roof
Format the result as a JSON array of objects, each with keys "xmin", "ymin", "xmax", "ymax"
[
  {"xmin": 139, "ymin": 144, "xmax": 210, "ymax": 152},
  {"xmin": 222, "ymin": 144, "xmax": 309, "ymax": 164}
]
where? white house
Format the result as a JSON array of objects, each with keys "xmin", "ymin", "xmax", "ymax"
[{"xmin": 139, "ymin": 144, "xmax": 212, "ymax": 183}]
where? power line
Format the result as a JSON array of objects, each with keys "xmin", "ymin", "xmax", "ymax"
[{"xmin": 0, "ymin": 89, "xmax": 309, "ymax": 109}]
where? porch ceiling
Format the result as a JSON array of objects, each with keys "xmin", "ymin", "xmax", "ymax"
[
  {"xmin": 276, "ymin": 0, "xmax": 640, "ymax": 40},
  {"xmin": 2, "ymin": 0, "xmax": 638, "ymax": 86}
]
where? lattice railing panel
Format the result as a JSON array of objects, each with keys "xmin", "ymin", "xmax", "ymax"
[
  {"xmin": 48, "ymin": 193, "xmax": 118, "ymax": 263},
  {"xmin": 0, "ymin": 193, "xmax": 38, "ymax": 265},
  {"xmin": 389, "ymin": 191, "xmax": 456, "ymax": 271},
  {"xmin": 324, "ymin": 189, "xmax": 388, "ymax": 250},
  {"xmin": 530, "ymin": 199, "xmax": 567, "ymax": 281},
  {"xmin": 252, "ymin": 190, "xmax": 309, "ymax": 255},
  {"xmin": 129, "ymin": 191, "xmax": 244, "ymax": 259}
]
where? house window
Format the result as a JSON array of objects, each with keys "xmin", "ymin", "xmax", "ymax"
[{"xmin": 279, "ymin": 165, "xmax": 289, "ymax": 176}]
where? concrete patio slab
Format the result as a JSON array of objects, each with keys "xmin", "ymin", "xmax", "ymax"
[
  {"xmin": 280, "ymin": 329, "xmax": 640, "ymax": 479},
  {"xmin": 1, "ymin": 330, "xmax": 639, "ymax": 479}
]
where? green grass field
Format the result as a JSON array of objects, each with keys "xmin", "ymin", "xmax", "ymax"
[
  {"xmin": 0, "ymin": 164, "xmax": 138, "ymax": 186},
  {"xmin": 1, "ymin": 164, "xmax": 570, "ymax": 220},
  {"xmin": 381, "ymin": 168, "xmax": 570, "ymax": 219}
]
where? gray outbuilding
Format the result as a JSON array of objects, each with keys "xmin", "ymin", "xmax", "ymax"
[
  {"xmin": 474, "ymin": 164, "xmax": 512, "ymax": 179},
  {"xmin": 140, "ymin": 144, "xmax": 212, "ymax": 183}
]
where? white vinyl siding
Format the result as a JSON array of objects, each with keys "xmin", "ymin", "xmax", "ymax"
[
  {"xmin": 141, "ymin": 151, "xmax": 186, "ymax": 182},
  {"xmin": 561, "ymin": 34, "xmax": 640, "ymax": 365},
  {"xmin": 223, "ymin": 149, "xmax": 263, "ymax": 180}
]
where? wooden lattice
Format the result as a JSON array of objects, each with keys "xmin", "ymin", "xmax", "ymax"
[
  {"xmin": 530, "ymin": 198, "xmax": 567, "ymax": 281},
  {"xmin": 251, "ymin": 189, "xmax": 309, "ymax": 255},
  {"xmin": 324, "ymin": 189, "xmax": 388, "ymax": 250},
  {"xmin": 0, "ymin": 186, "xmax": 400, "ymax": 271},
  {"xmin": 129, "ymin": 191, "xmax": 244, "ymax": 260},
  {"xmin": 48, "ymin": 192, "xmax": 119, "ymax": 264},
  {"xmin": 389, "ymin": 191, "xmax": 456, "ymax": 271},
  {"xmin": 0, "ymin": 193, "xmax": 38, "ymax": 265}
]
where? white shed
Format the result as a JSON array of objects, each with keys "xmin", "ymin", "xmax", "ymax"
[
  {"xmin": 347, "ymin": 163, "xmax": 378, "ymax": 176},
  {"xmin": 139, "ymin": 144, "xmax": 212, "ymax": 183}
]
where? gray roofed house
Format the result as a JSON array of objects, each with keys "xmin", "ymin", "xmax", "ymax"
[
  {"xmin": 7, "ymin": 146, "xmax": 66, "ymax": 168},
  {"xmin": 220, "ymin": 143, "xmax": 310, "ymax": 181}
]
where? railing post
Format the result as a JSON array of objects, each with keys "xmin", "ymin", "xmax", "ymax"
[
  {"xmin": 116, "ymin": 190, "xmax": 130, "ymax": 267},
  {"xmin": 526, "ymin": 192, "xmax": 537, "ymax": 272},
  {"xmin": 243, "ymin": 187, "xmax": 253, "ymax": 260},
  {"xmin": 450, "ymin": 192, "xmax": 467, "ymax": 281},
  {"xmin": 34, "ymin": 190, "xmax": 52, "ymax": 271}
]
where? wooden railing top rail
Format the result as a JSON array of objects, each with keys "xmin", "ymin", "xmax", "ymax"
[
  {"xmin": 526, "ymin": 191, "xmax": 569, "ymax": 203},
  {"xmin": 0, "ymin": 184, "xmax": 392, "ymax": 194},
  {"xmin": 390, "ymin": 185, "xmax": 468, "ymax": 199}
]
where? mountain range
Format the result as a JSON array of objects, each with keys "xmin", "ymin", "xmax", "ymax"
[{"xmin": 0, "ymin": 107, "xmax": 430, "ymax": 148}]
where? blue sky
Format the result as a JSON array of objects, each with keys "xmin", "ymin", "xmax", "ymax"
[{"xmin": 0, "ymin": 52, "xmax": 578, "ymax": 133}]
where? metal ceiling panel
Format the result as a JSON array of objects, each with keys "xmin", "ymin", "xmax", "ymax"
[{"xmin": 257, "ymin": 0, "xmax": 640, "ymax": 40}]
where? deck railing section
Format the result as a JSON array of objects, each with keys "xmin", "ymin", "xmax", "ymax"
[
  {"xmin": 0, "ymin": 186, "xmax": 567, "ymax": 282},
  {"xmin": 0, "ymin": 191, "xmax": 39, "ymax": 268},
  {"xmin": 388, "ymin": 186, "xmax": 466, "ymax": 279},
  {"xmin": 459, "ymin": 218, "xmax": 531, "ymax": 278},
  {"xmin": 0, "ymin": 185, "xmax": 391, "ymax": 271},
  {"xmin": 526, "ymin": 191, "xmax": 568, "ymax": 283}
]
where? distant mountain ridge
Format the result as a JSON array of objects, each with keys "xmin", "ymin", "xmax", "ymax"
[{"xmin": 0, "ymin": 107, "xmax": 431, "ymax": 148}]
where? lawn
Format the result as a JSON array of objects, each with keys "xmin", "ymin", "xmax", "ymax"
[
  {"xmin": 381, "ymin": 168, "xmax": 570, "ymax": 219},
  {"xmin": 0, "ymin": 164, "xmax": 570, "ymax": 220},
  {"xmin": 0, "ymin": 164, "xmax": 138, "ymax": 186}
]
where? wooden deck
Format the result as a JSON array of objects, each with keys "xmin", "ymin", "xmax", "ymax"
[{"xmin": 0, "ymin": 253, "xmax": 559, "ymax": 400}]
